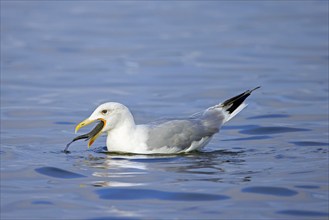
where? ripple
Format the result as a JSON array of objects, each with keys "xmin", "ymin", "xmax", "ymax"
[
  {"xmin": 96, "ymin": 188, "xmax": 230, "ymax": 201},
  {"xmin": 222, "ymin": 125, "xmax": 259, "ymax": 131},
  {"xmin": 35, "ymin": 167, "xmax": 86, "ymax": 179},
  {"xmin": 197, "ymin": 149, "xmax": 244, "ymax": 156},
  {"xmin": 54, "ymin": 121, "xmax": 76, "ymax": 125},
  {"xmin": 248, "ymin": 114, "xmax": 290, "ymax": 119},
  {"xmin": 128, "ymin": 157, "xmax": 180, "ymax": 163},
  {"xmin": 222, "ymin": 135, "xmax": 271, "ymax": 141},
  {"xmin": 31, "ymin": 200, "xmax": 53, "ymax": 205},
  {"xmin": 92, "ymin": 181, "xmax": 145, "ymax": 187},
  {"xmin": 294, "ymin": 185, "xmax": 320, "ymax": 189},
  {"xmin": 240, "ymin": 126, "xmax": 310, "ymax": 135},
  {"xmin": 290, "ymin": 141, "xmax": 329, "ymax": 147},
  {"xmin": 277, "ymin": 210, "xmax": 329, "ymax": 217},
  {"xmin": 241, "ymin": 186, "xmax": 298, "ymax": 197},
  {"xmin": 88, "ymin": 217, "xmax": 140, "ymax": 220}
]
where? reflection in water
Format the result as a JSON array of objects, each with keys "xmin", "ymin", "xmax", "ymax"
[
  {"xmin": 80, "ymin": 150, "xmax": 254, "ymax": 188},
  {"xmin": 85, "ymin": 155, "xmax": 150, "ymax": 187},
  {"xmin": 91, "ymin": 156, "xmax": 149, "ymax": 171},
  {"xmin": 92, "ymin": 181, "xmax": 145, "ymax": 187}
]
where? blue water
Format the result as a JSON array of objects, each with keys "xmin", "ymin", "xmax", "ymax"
[{"xmin": 1, "ymin": 1, "xmax": 328, "ymax": 219}]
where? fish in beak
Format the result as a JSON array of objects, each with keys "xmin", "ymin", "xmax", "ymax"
[{"xmin": 64, "ymin": 118, "xmax": 106, "ymax": 153}]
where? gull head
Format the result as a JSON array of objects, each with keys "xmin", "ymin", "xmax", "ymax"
[{"xmin": 75, "ymin": 102, "xmax": 132, "ymax": 147}]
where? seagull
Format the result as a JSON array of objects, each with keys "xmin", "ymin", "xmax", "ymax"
[{"xmin": 66, "ymin": 87, "xmax": 260, "ymax": 154}]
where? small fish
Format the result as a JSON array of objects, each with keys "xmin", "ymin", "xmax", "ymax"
[{"xmin": 64, "ymin": 120, "xmax": 105, "ymax": 153}]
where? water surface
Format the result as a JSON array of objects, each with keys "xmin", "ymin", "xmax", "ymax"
[{"xmin": 1, "ymin": 1, "xmax": 328, "ymax": 219}]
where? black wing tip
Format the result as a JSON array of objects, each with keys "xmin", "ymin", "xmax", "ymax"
[
  {"xmin": 249, "ymin": 86, "xmax": 261, "ymax": 93},
  {"xmin": 222, "ymin": 86, "xmax": 260, "ymax": 114}
]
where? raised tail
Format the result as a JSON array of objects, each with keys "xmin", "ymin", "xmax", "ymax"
[{"xmin": 221, "ymin": 86, "xmax": 260, "ymax": 122}]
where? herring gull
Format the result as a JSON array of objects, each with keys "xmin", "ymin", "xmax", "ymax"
[{"xmin": 65, "ymin": 87, "xmax": 260, "ymax": 154}]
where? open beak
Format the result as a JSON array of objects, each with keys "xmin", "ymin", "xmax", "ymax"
[{"xmin": 75, "ymin": 118, "xmax": 106, "ymax": 147}]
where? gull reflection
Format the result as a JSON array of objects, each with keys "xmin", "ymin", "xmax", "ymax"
[{"xmin": 85, "ymin": 154, "xmax": 151, "ymax": 187}]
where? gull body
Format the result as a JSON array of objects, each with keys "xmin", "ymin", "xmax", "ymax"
[{"xmin": 75, "ymin": 87, "xmax": 260, "ymax": 154}]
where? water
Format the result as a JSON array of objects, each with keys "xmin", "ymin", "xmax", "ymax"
[{"xmin": 1, "ymin": 1, "xmax": 328, "ymax": 219}]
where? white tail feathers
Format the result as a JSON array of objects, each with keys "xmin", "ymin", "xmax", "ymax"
[{"xmin": 224, "ymin": 103, "xmax": 247, "ymax": 123}]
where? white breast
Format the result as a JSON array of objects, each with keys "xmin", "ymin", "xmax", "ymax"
[{"xmin": 106, "ymin": 125, "xmax": 149, "ymax": 154}]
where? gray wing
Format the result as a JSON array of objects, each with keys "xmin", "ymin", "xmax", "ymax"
[
  {"xmin": 145, "ymin": 87, "xmax": 260, "ymax": 151},
  {"xmin": 146, "ymin": 113, "xmax": 223, "ymax": 151}
]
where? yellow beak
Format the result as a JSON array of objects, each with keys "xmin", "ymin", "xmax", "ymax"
[
  {"xmin": 75, "ymin": 118, "xmax": 95, "ymax": 134},
  {"xmin": 75, "ymin": 118, "xmax": 106, "ymax": 148}
]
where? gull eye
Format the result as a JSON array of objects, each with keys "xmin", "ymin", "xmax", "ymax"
[{"xmin": 101, "ymin": 109, "xmax": 108, "ymax": 115}]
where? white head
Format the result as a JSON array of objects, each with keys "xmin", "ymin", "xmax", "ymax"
[{"xmin": 75, "ymin": 102, "xmax": 134, "ymax": 147}]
